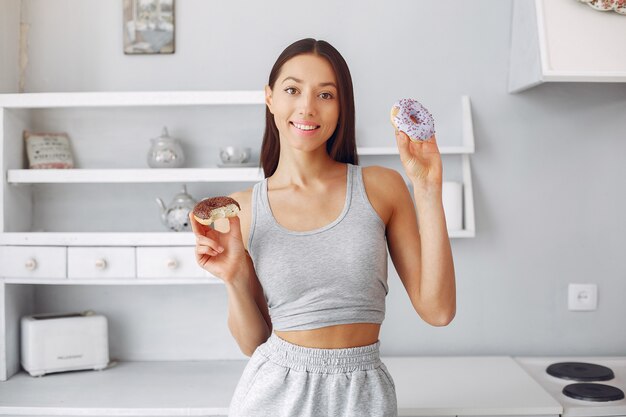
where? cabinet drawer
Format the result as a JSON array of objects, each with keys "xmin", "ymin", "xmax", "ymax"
[
  {"xmin": 136, "ymin": 247, "xmax": 205, "ymax": 279},
  {"xmin": 68, "ymin": 247, "xmax": 135, "ymax": 279},
  {"xmin": 0, "ymin": 246, "xmax": 67, "ymax": 279}
]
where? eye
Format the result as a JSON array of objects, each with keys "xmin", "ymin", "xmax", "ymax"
[
  {"xmin": 319, "ymin": 92, "xmax": 334, "ymax": 100},
  {"xmin": 284, "ymin": 87, "xmax": 298, "ymax": 95}
]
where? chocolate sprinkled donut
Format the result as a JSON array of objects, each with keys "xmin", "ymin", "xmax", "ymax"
[
  {"xmin": 390, "ymin": 98, "xmax": 435, "ymax": 142},
  {"xmin": 193, "ymin": 196, "xmax": 241, "ymax": 225}
]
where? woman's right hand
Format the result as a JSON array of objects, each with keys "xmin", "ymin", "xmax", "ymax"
[{"xmin": 189, "ymin": 212, "xmax": 249, "ymax": 284}]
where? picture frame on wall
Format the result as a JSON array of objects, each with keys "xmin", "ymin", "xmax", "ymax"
[{"xmin": 123, "ymin": 0, "xmax": 175, "ymax": 54}]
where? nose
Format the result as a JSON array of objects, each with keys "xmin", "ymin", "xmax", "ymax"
[{"xmin": 297, "ymin": 91, "xmax": 316, "ymax": 116}]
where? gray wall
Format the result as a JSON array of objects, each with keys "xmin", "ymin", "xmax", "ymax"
[
  {"xmin": 5, "ymin": 0, "xmax": 626, "ymax": 356},
  {"xmin": 0, "ymin": 0, "xmax": 20, "ymax": 93}
]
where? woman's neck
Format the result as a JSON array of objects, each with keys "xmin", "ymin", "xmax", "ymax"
[{"xmin": 271, "ymin": 151, "xmax": 345, "ymax": 189}]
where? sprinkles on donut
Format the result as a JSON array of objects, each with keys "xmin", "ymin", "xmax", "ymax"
[
  {"xmin": 193, "ymin": 196, "xmax": 241, "ymax": 226},
  {"xmin": 390, "ymin": 98, "xmax": 435, "ymax": 142}
]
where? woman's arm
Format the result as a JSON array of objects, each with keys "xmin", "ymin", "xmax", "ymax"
[
  {"xmin": 212, "ymin": 191, "xmax": 273, "ymax": 357},
  {"xmin": 192, "ymin": 193, "xmax": 272, "ymax": 357},
  {"xmin": 412, "ymin": 182, "xmax": 456, "ymax": 324},
  {"xmin": 224, "ymin": 255, "xmax": 272, "ymax": 356},
  {"xmin": 386, "ymin": 131, "xmax": 456, "ymax": 326}
]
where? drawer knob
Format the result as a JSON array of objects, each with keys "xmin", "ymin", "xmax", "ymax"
[
  {"xmin": 24, "ymin": 258, "xmax": 37, "ymax": 271},
  {"xmin": 95, "ymin": 258, "xmax": 108, "ymax": 270},
  {"xmin": 166, "ymin": 258, "xmax": 178, "ymax": 269}
]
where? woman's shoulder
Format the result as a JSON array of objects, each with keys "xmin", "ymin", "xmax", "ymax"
[
  {"xmin": 361, "ymin": 165, "xmax": 406, "ymax": 193},
  {"xmin": 360, "ymin": 165, "xmax": 407, "ymax": 225}
]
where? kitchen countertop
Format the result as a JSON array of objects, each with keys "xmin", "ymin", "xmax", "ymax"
[
  {"xmin": 0, "ymin": 357, "xmax": 562, "ymax": 416},
  {"xmin": 384, "ymin": 356, "xmax": 561, "ymax": 416}
]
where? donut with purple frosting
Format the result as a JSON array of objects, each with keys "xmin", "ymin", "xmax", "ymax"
[{"xmin": 390, "ymin": 98, "xmax": 435, "ymax": 142}]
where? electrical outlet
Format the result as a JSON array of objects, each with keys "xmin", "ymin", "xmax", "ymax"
[{"xmin": 568, "ymin": 284, "xmax": 598, "ymax": 311}]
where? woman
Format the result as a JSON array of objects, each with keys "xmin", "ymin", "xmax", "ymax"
[{"xmin": 190, "ymin": 38, "xmax": 456, "ymax": 417}]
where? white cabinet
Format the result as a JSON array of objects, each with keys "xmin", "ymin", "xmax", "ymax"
[
  {"xmin": 509, "ymin": 0, "xmax": 626, "ymax": 93},
  {"xmin": 0, "ymin": 91, "xmax": 477, "ymax": 414},
  {"xmin": 67, "ymin": 247, "xmax": 135, "ymax": 279},
  {"xmin": 0, "ymin": 246, "xmax": 66, "ymax": 279},
  {"xmin": 136, "ymin": 246, "xmax": 214, "ymax": 280}
]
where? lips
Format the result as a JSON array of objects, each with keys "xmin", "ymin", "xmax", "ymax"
[{"xmin": 290, "ymin": 121, "xmax": 320, "ymax": 132}]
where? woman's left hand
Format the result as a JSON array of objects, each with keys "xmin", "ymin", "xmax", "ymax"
[{"xmin": 395, "ymin": 130, "xmax": 443, "ymax": 187}]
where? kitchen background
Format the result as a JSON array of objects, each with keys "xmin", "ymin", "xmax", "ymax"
[{"xmin": 1, "ymin": 0, "xmax": 625, "ymax": 360}]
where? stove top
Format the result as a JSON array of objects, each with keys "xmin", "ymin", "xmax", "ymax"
[
  {"xmin": 515, "ymin": 357, "xmax": 626, "ymax": 417},
  {"xmin": 563, "ymin": 383, "xmax": 625, "ymax": 403},
  {"xmin": 547, "ymin": 362, "xmax": 616, "ymax": 382}
]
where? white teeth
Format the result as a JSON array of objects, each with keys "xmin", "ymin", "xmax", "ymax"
[{"xmin": 293, "ymin": 123, "xmax": 319, "ymax": 131}]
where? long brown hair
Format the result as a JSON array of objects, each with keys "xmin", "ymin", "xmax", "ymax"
[{"xmin": 260, "ymin": 38, "xmax": 358, "ymax": 177}]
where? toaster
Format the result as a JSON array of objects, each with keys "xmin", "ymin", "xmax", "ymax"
[{"xmin": 21, "ymin": 310, "xmax": 109, "ymax": 377}]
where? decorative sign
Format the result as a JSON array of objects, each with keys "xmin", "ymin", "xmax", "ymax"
[{"xmin": 24, "ymin": 131, "xmax": 75, "ymax": 169}]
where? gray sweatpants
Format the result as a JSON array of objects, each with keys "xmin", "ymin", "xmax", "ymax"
[{"xmin": 228, "ymin": 333, "xmax": 398, "ymax": 416}]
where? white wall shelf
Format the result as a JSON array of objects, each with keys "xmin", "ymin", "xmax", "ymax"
[
  {"xmin": 8, "ymin": 146, "xmax": 470, "ymax": 183},
  {"xmin": 0, "ymin": 90, "xmax": 266, "ymax": 108},
  {"xmin": 0, "ymin": 232, "xmax": 196, "ymax": 246},
  {"xmin": 509, "ymin": 0, "xmax": 626, "ymax": 93},
  {"xmin": 7, "ymin": 167, "xmax": 266, "ymax": 184},
  {"xmin": 358, "ymin": 145, "xmax": 474, "ymax": 156},
  {"xmin": 2, "ymin": 93, "xmax": 475, "ymax": 238},
  {"xmin": 2, "ymin": 277, "xmax": 222, "ymax": 285},
  {"xmin": 1, "ymin": 93, "xmax": 475, "ymax": 237},
  {"xmin": 0, "ymin": 227, "xmax": 474, "ymax": 246}
]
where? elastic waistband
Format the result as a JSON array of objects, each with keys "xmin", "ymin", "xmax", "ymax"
[{"xmin": 256, "ymin": 333, "xmax": 382, "ymax": 373}]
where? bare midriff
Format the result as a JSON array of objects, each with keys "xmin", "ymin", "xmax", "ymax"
[{"xmin": 274, "ymin": 322, "xmax": 381, "ymax": 349}]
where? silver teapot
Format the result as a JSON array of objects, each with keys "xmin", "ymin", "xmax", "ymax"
[
  {"xmin": 155, "ymin": 185, "xmax": 197, "ymax": 231},
  {"xmin": 147, "ymin": 126, "xmax": 185, "ymax": 168}
]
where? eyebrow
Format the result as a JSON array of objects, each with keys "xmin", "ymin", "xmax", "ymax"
[{"xmin": 281, "ymin": 76, "xmax": 337, "ymax": 89}]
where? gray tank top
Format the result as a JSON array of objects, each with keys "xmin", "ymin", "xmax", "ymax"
[{"xmin": 248, "ymin": 163, "xmax": 389, "ymax": 331}]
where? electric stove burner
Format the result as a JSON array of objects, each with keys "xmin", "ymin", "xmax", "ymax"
[
  {"xmin": 563, "ymin": 383, "xmax": 625, "ymax": 402},
  {"xmin": 547, "ymin": 362, "xmax": 615, "ymax": 381}
]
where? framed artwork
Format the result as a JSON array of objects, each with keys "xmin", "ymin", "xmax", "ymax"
[{"xmin": 123, "ymin": 0, "xmax": 175, "ymax": 54}]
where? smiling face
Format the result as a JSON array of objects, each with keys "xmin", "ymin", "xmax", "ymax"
[{"xmin": 265, "ymin": 53, "xmax": 340, "ymax": 153}]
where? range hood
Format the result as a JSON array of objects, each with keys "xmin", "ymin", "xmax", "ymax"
[{"xmin": 508, "ymin": 0, "xmax": 626, "ymax": 93}]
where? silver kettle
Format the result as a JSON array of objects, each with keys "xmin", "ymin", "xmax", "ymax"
[
  {"xmin": 155, "ymin": 185, "xmax": 197, "ymax": 232},
  {"xmin": 147, "ymin": 126, "xmax": 185, "ymax": 168}
]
